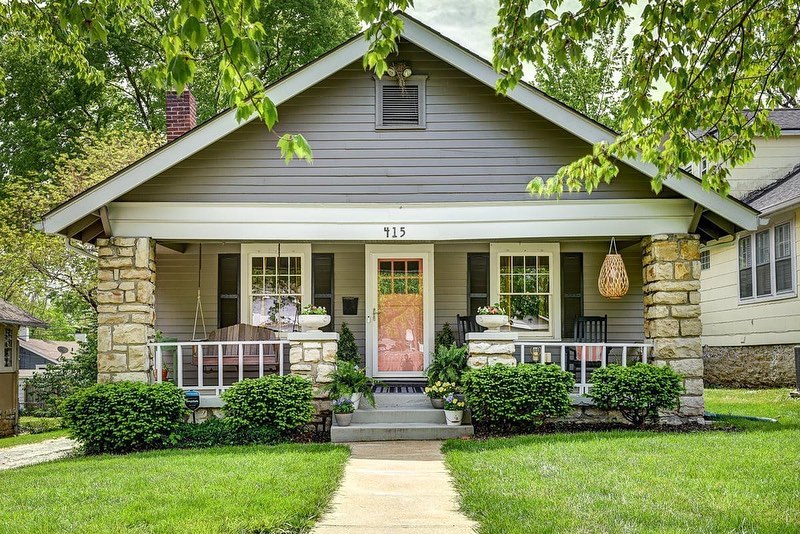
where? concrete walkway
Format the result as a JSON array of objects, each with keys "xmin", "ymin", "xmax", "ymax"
[
  {"xmin": 0, "ymin": 437, "xmax": 77, "ymax": 471},
  {"xmin": 313, "ymin": 441, "xmax": 477, "ymax": 533}
]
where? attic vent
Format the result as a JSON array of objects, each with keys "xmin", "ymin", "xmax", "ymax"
[{"xmin": 376, "ymin": 76, "xmax": 426, "ymax": 129}]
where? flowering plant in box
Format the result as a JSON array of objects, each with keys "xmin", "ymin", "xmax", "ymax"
[
  {"xmin": 300, "ymin": 304, "xmax": 328, "ymax": 315},
  {"xmin": 424, "ymin": 381, "xmax": 456, "ymax": 399},
  {"xmin": 476, "ymin": 303, "xmax": 506, "ymax": 315},
  {"xmin": 443, "ymin": 392, "xmax": 465, "ymax": 411}
]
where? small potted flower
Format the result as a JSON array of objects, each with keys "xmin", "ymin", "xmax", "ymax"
[
  {"xmin": 424, "ymin": 380, "xmax": 456, "ymax": 409},
  {"xmin": 333, "ymin": 398, "xmax": 355, "ymax": 426},
  {"xmin": 298, "ymin": 304, "xmax": 331, "ymax": 332},
  {"xmin": 476, "ymin": 303, "xmax": 509, "ymax": 331},
  {"xmin": 443, "ymin": 393, "xmax": 465, "ymax": 426}
]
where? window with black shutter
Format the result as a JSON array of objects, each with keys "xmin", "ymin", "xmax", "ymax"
[
  {"xmin": 467, "ymin": 253, "xmax": 489, "ymax": 315},
  {"xmin": 560, "ymin": 253, "xmax": 584, "ymax": 339},
  {"xmin": 312, "ymin": 254, "xmax": 334, "ymax": 332},
  {"xmin": 218, "ymin": 254, "xmax": 240, "ymax": 328}
]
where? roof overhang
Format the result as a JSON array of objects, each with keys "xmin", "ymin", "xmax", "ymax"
[{"xmin": 38, "ymin": 13, "xmax": 761, "ymax": 238}]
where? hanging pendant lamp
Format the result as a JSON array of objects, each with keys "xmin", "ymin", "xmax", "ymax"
[{"xmin": 598, "ymin": 237, "xmax": 629, "ymax": 299}]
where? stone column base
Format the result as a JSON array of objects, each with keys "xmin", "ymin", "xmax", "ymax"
[
  {"xmin": 287, "ymin": 332, "xmax": 338, "ymax": 420},
  {"xmin": 466, "ymin": 332, "xmax": 519, "ymax": 368}
]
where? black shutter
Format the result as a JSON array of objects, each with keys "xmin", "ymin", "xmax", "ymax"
[
  {"xmin": 561, "ymin": 253, "xmax": 584, "ymax": 339},
  {"xmin": 467, "ymin": 253, "xmax": 490, "ymax": 315},
  {"xmin": 312, "ymin": 254, "xmax": 334, "ymax": 332},
  {"xmin": 218, "ymin": 254, "xmax": 240, "ymax": 328}
]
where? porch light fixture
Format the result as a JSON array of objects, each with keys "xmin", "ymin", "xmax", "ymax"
[{"xmin": 598, "ymin": 237, "xmax": 629, "ymax": 299}]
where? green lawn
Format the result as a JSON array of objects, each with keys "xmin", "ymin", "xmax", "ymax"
[
  {"xmin": 0, "ymin": 429, "xmax": 69, "ymax": 449},
  {"xmin": 444, "ymin": 388, "xmax": 800, "ymax": 533},
  {"xmin": 0, "ymin": 444, "xmax": 349, "ymax": 533}
]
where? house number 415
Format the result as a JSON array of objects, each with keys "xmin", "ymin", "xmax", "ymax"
[{"xmin": 383, "ymin": 226, "xmax": 406, "ymax": 238}]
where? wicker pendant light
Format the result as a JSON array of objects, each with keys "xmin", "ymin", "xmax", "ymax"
[{"xmin": 598, "ymin": 237, "xmax": 629, "ymax": 299}]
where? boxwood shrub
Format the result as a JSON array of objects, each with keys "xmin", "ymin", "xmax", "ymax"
[
  {"xmin": 462, "ymin": 364, "xmax": 574, "ymax": 433},
  {"xmin": 588, "ymin": 363, "xmax": 683, "ymax": 426},
  {"xmin": 179, "ymin": 418, "xmax": 283, "ymax": 448},
  {"xmin": 61, "ymin": 381, "xmax": 187, "ymax": 454},
  {"xmin": 221, "ymin": 375, "xmax": 314, "ymax": 437}
]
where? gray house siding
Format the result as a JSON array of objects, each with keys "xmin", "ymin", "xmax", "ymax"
[{"xmin": 122, "ymin": 43, "xmax": 668, "ymax": 204}]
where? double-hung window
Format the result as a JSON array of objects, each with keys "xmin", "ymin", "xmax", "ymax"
[
  {"xmin": 1, "ymin": 326, "xmax": 14, "ymax": 372},
  {"xmin": 490, "ymin": 243, "xmax": 561, "ymax": 338},
  {"xmin": 738, "ymin": 221, "xmax": 795, "ymax": 302},
  {"xmin": 241, "ymin": 244, "xmax": 311, "ymax": 331}
]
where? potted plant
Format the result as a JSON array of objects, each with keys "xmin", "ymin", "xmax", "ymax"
[
  {"xmin": 426, "ymin": 344, "xmax": 469, "ymax": 386},
  {"xmin": 476, "ymin": 303, "xmax": 509, "ymax": 331},
  {"xmin": 297, "ymin": 304, "xmax": 331, "ymax": 332},
  {"xmin": 424, "ymin": 381, "xmax": 456, "ymax": 409},
  {"xmin": 153, "ymin": 330, "xmax": 177, "ymax": 382},
  {"xmin": 443, "ymin": 392, "xmax": 465, "ymax": 426},
  {"xmin": 321, "ymin": 361, "xmax": 380, "ymax": 409},
  {"xmin": 332, "ymin": 398, "xmax": 355, "ymax": 426}
]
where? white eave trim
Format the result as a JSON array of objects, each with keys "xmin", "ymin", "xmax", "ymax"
[
  {"xmin": 107, "ymin": 199, "xmax": 695, "ymax": 240},
  {"xmin": 39, "ymin": 14, "xmax": 760, "ymax": 235}
]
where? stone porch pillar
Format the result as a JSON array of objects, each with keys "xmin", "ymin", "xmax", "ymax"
[
  {"xmin": 287, "ymin": 332, "xmax": 338, "ymax": 415},
  {"xmin": 466, "ymin": 332, "xmax": 519, "ymax": 369},
  {"xmin": 642, "ymin": 233, "xmax": 704, "ymax": 424},
  {"xmin": 96, "ymin": 237, "xmax": 156, "ymax": 383}
]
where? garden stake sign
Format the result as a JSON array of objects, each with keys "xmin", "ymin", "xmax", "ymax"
[{"xmin": 598, "ymin": 237, "xmax": 629, "ymax": 299}]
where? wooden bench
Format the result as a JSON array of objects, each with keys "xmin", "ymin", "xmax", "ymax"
[{"xmin": 192, "ymin": 323, "xmax": 280, "ymax": 371}]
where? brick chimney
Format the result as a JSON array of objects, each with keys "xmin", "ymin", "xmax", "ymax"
[{"xmin": 166, "ymin": 89, "xmax": 197, "ymax": 142}]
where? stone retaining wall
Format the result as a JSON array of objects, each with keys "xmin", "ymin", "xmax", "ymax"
[{"xmin": 704, "ymin": 344, "xmax": 797, "ymax": 387}]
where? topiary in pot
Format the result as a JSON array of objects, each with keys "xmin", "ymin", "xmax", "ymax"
[
  {"xmin": 588, "ymin": 363, "xmax": 683, "ymax": 426},
  {"xmin": 435, "ymin": 323, "xmax": 456, "ymax": 350}
]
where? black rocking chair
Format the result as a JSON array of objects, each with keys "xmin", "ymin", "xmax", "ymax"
[
  {"xmin": 567, "ymin": 315, "xmax": 608, "ymax": 373},
  {"xmin": 456, "ymin": 314, "xmax": 482, "ymax": 347}
]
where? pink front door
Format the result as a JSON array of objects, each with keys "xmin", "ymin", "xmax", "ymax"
[{"xmin": 376, "ymin": 258, "xmax": 425, "ymax": 374}]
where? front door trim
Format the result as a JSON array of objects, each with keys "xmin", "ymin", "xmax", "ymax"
[{"xmin": 365, "ymin": 244, "xmax": 434, "ymax": 379}]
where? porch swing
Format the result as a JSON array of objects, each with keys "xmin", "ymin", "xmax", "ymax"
[{"xmin": 191, "ymin": 243, "xmax": 280, "ymax": 375}]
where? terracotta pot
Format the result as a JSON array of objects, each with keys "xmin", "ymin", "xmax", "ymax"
[
  {"xmin": 476, "ymin": 314, "xmax": 509, "ymax": 331},
  {"xmin": 298, "ymin": 314, "xmax": 331, "ymax": 332},
  {"xmin": 430, "ymin": 398, "xmax": 444, "ymax": 409},
  {"xmin": 161, "ymin": 369, "xmax": 169, "ymax": 382},
  {"xmin": 444, "ymin": 409, "xmax": 463, "ymax": 426},
  {"xmin": 334, "ymin": 413, "xmax": 353, "ymax": 427}
]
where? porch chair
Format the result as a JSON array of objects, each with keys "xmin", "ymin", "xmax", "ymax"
[
  {"xmin": 567, "ymin": 315, "xmax": 608, "ymax": 374},
  {"xmin": 456, "ymin": 314, "xmax": 482, "ymax": 347},
  {"xmin": 191, "ymin": 323, "xmax": 280, "ymax": 372}
]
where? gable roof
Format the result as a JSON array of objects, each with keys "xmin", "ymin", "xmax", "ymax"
[
  {"xmin": 19, "ymin": 338, "xmax": 79, "ymax": 363},
  {"xmin": 743, "ymin": 163, "xmax": 800, "ymax": 214},
  {"xmin": 38, "ymin": 13, "xmax": 761, "ymax": 236},
  {"xmin": 0, "ymin": 300, "xmax": 47, "ymax": 328}
]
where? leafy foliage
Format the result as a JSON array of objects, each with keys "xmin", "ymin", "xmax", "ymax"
[
  {"xmin": 23, "ymin": 328, "xmax": 98, "ymax": 417},
  {"xmin": 178, "ymin": 417, "xmax": 283, "ymax": 448},
  {"xmin": 61, "ymin": 381, "xmax": 187, "ymax": 454},
  {"xmin": 336, "ymin": 322, "xmax": 360, "ymax": 364},
  {"xmin": 435, "ymin": 323, "xmax": 456, "ymax": 350},
  {"xmin": 332, "ymin": 398, "xmax": 355, "ymax": 414},
  {"xmin": 221, "ymin": 375, "xmax": 314, "ymax": 436},
  {"xmin": 463, "ymin": 364, "xmax": 574, "ymax": 433},
  {"xmin": 588, "ymin": 363, "xmax": 684, "ymax": 426},
  {"xmin": 321, "ymin": 361, "xmax": 379, "ymax": 407},
  {"xmin": 426, "ymin": 344, "xmax": 469, "ymax": 386}
]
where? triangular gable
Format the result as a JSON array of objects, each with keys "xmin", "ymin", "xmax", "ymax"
[{"xmin": 39, "ymin": 13, "xmax": 760, "ymax": 235}]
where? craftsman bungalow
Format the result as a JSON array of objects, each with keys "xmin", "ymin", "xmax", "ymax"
[{"xmin": 39, "ymin": 14, "xmax": 760, "ymax": 432}]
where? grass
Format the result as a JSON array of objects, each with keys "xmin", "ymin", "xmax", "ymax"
[
  {"xmin": 0, "ymin": 429, "xmax": 69, "ymax": 449},
  {"xmin": 0, "ymin": 444, "xmax": 350, "ymax": 533},
  {"xmin": 444, "ymin": 388, "xmax": 800, "ymax": 533},
  {"xmin": 18, "ymin": 416, "xmax": 63, "ymax": 432}
]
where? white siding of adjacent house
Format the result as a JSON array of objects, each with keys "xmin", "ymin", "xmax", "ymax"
[
  {"xmin": 701, "ymin": 208, "xmax": 800, "ymax": 346},
  {"xmin": 726, "ymin": 136, "xmax": 800, "ymax": 199}
]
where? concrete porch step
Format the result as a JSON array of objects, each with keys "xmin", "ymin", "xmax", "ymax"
[
  {"xmin": 352, "ymin": 408, "xmax": 446, "ymax": 425},
  {"xmin": 363, "ymin": 393, "xmax": 432, "ymax": 409},
  {"xmin": 330, "ymin": 422, "xmax": 474, "ymax": 442}
]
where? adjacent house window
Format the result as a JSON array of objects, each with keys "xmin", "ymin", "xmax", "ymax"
[
  {"xmin": 375, "ymin": 76, "xmax": 427, "ymax": 129},
  {"xmin": 241, "ymin": 244, "xmax": 311, "ymax": 331},
  {"xmin": 2, "ymin": 327, "xmax": 13, "ymax": 371},
  {"xmin": 490, "ymin": 243, "xmax": 561, "ymax": 338},
  {"xmin": 700, "ymin": 250, "xmax": 710, "ymax": 270},
  {"xmin": 739, "ymin": 221, "xmax": 795, "ymax": 301}
]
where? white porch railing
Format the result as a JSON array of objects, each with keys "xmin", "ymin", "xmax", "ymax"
[
  {"xmin": 515, "ymin": 342, "xmax": 652, "ymax": 395},
  {"xmin": 149, "ymin": 340, "xmax": 289, "ymax": 396}
]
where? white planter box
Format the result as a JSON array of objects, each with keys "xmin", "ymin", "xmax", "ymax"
[
  {"xmin": 298, "ymin": 314, "xmax": 331, "ymax": 332},
  {"xmin": 444, "ymin": 409, "xmax": 463, "ymax": 426},
  {"xmin": 476, "ymin": 314, "xmax": 509, "ymax": 331}
]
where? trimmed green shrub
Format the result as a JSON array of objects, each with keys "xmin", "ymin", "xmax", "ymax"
[
  {"xmin": 61, "ymin": 381, "xmax": 187, "ymax": 454},
  {"xmin": 435, "ymin": 323, "xmax": 456, "ymax": 350},
  {"xmin": 426, "ymin": 344, "xmax": 469, "ymax": 385},
  {"xmin": 588, "ymin": 363, "xmax": 683, "ymax": 426},
  {"xmin": 337, "ymin": 322, "xmax": 360, "ymax": 364},
  {"xmin": 178, "ymin": 418, "xmax": 282, "ymax": 448},
  {"xmin": 222, "ymin": 375, "xmax": 314, "ymax": 437},
  {"xmin": 463, "ymin": 364, "xmax": 574, "ymax": 432}
]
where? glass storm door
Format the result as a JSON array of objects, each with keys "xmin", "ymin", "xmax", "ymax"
[{"xmin": 376, "ymin": 259, "xmax": 425, "ymax": 374}]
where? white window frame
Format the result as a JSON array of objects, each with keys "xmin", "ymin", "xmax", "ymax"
[
  {"xmin": 700, "ymin": 249, "xmax": 710, "ymax": 270},
  {"xmin": 737, "ymin": 218, "xmax": 796, "ymax": 304},
  {"xmin": 374, "ymin": 75, "xmax": 427, "ymax": 130},
  {"xmin": 240, "ymin": 244, "xmax": 312, "ymax": 330},
  {"xmin": 489, "ymin": 243, "xmax": 561, "ymax": 340},
  {"xmin": 0, "ymin": 325, "xmax": 17, "ymax": 373}
]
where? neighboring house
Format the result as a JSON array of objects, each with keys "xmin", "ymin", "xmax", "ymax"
[
  {"xmin": 699, "ymin": 111, "xmax": 800, "ymax": 387},
  {"xmin": 17, "ymin": 332, "xmax": 79, "ymax": 411},
  {"xmin": 0, "ymin": 301, "xmax": 47, "ymax": 436},
  {"xmin": 38, "ymin": 14, "xmax": 760, "ymax": 430}
]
